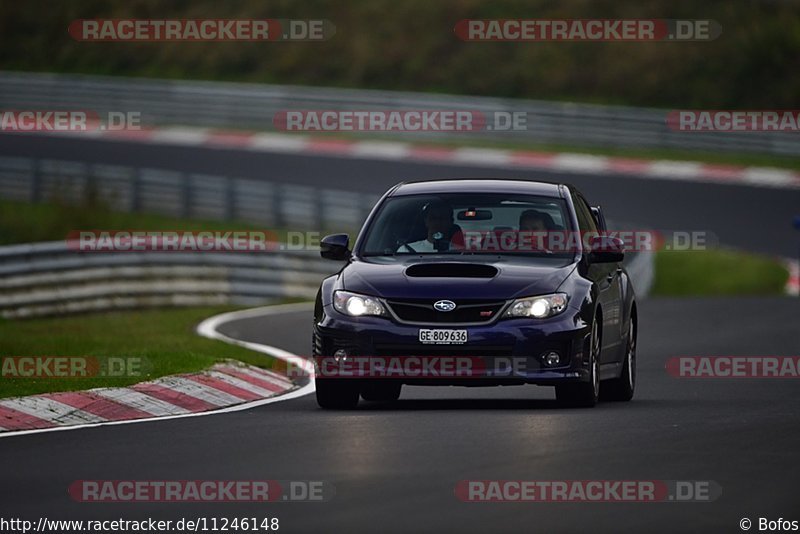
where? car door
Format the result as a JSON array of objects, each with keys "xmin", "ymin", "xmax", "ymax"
[{"xmin": 573, "ymin": 194, "xmax": 623, "ymax": 364}]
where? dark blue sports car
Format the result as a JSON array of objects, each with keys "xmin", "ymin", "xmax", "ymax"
[{"xmin": 313, "ymin": 179, "xmax": 637, "ymax": 408}]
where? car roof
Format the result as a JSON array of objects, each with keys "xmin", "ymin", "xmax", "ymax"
[{"xmin": 389, "ymin": 179, "xmax": 566, "ymax": 197}]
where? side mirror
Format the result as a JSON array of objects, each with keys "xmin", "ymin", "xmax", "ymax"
[
  {"xmin": 588, "ymin": 235, "xmax": 625, "ymax": 263},
  {"xmin": 320, "ymin": 233, "xmax": 350, "ymax": 261}
]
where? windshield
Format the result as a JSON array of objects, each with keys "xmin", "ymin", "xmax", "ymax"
[{"xmin": 358, "ymin": 192, "xmax": 574, "ymax": 258}]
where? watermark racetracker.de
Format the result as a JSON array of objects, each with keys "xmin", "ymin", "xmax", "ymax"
[
  {"xmin": 455, "ymin": 480, "xmax": 721, "ymax": 502},
  {"xmin": 666, "ymin": 356, "xmax": 800, "ymax": 378},
  {"xmin": 0, "ymin": 110, "xmax": 141, "ymax": 132},
  {"xmin": 1, "ymin": 356, "xmax": 150, "ymax": 378},
  {"xmin": 273, "ymin": 110, "xmax": 528, "ymax": 132},
  {"xmin": 68, "ymin": 19, "xmax": 335, "ymax": 41},
  {"xmin": 68, "ymin": 480, "xmax": 334, "ymax": 502},
  {"xmin": 667, "ymin": 110, "xmax": 800, "ymax": 132},
  {"xmin": 454, "ymin": 19, "xmax": 721, "ymax": 42}
]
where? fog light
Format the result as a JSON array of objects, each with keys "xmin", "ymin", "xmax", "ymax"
[
  {"xmin": 542, "ymin": 351, "xmax": 561, "ymax": 367},
  {"xmin": 333, "ymin": 349, "xmax": 349, "ymax": 362}
]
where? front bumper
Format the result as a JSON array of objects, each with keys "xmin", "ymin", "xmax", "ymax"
[{"xmin": 314, "ymin": 304, "xmax": 592, "ymax": 386}]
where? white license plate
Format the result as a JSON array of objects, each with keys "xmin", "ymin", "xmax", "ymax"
[{"xmin": 418, "ymin": 329, "xmax": 468, "ymax": 344}]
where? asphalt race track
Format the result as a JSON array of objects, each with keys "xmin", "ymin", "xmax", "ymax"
[
  {"xmin": 1, "ymin": 299, "xmax": 798, "ymax": 532},
  {"xmin": 0, "ymin": 133, "xmax": 799, "ymax": 533}
]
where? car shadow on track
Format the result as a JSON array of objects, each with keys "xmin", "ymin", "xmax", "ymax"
[{"xmin": 348, "ymin": 398, "xmax": 663, "ymax": 411}]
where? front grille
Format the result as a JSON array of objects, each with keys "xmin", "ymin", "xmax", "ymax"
[{"xmin": 385, "ymin": 299, "xmax": 506, "ymax": 324}]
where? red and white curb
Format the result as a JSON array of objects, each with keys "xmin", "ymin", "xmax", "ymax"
[
  {"xmin": 0, "ymin": 302, "xmax": 315, "ymax": 438},
  {"xmin": 785, "ymin": 259, "xmax": 800, "ymax": 296},
  {"xmin": 45, "ymin": 126, "xmax": 800, "ymax": 190},
  {"xmin": 0, "ymin": 362, "xmax": 293, "ymax": 433}
]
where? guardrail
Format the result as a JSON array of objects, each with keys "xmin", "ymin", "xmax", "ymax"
[
  {"xmin": 0, "ymin": 155, "xmax": 379, "ymax": 231},
  {"xmin": 1, "ymin": 71, "xmax": 797, "ymax": 156},
  {"xmin": 0, "ymin": 241, "xmax": 337, "ymax": 318}
]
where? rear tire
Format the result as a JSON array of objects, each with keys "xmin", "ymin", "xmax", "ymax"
[
  {"xmin": 601, "ymin": 314, "xmax": 636, "ymax": 402},
  {"xmin": 315, "ymin": 378, "xmax": 360, "ymax": 409},
  {"xmin": 360, "ymin": 381, "xmax": 402, "ymax": 402},
  {"xmin": 556, "ymin": 318, "xmax": 600, "ymax": 408}
]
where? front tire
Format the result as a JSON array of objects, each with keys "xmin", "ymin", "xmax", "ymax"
[
  {"xmin": 601, "ymin": 314, "xmax": 636, "ymax": 402},
  {"xmin": 315, "ymin": 378, "xmax": 360, "ymax": 409},
  {"xmin": 556, "ymin": 318, "xmax": 600, "ymax": 408}
]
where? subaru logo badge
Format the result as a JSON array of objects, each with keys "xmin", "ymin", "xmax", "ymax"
[{"xmin": 433, "ymin": 300, "xmax": 457, "ymax": 312}]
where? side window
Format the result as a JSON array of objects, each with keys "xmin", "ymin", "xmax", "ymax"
[{"xmin": 572, "ymin": 194, "xmax": 597, "ymax": 234}]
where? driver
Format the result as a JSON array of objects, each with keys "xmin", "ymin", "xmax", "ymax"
[
  {"xmin": 398, "ymin": 201, "xmax": 454, "ymax": 253},
  {"xmin": 519, "ymin": 209, "xmax": 554, "ymax": 232},
  {"xmin": 518, "ymin": 209, "xmax": 556, "ymax": 253}
]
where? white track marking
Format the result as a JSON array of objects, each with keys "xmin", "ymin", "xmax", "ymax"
[
  {"xmin": 742, "ymin": 168, "xmax": 795, "ymax": 187},
  {"xmin": 350, "ymin": 141, "xmax": 410, "ymax": 159},
  {"xmin": 150, "ymin": 127, "xmax": 211, "ymax": 145},
  {"xmin": 646, "ymin": 161, "xmax": 703, "ymax": 180},
  {"xmin": 451, "ymin": 148, "xmax": 512, "ymax": 166},
  {"xmin": 553, "ymin": 153, "xmax": 610, "ymax": 173},
  {"xmin": 197, "ymin": 302, "xmax": 317, "ymax": 378},
  {"xmin": 249, "ymin": 133, "xmax": 309, "ymax": 152},
  {"xmin": 0, "ymin": 302, "xmax": 315, "ymax": 439}
]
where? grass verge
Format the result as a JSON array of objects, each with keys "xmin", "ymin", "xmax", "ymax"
[
  {"xmin": 652, "ymin": 249, "xmax": 789, "ymax": 296},
  {"xmin": 0, "ymin": 306, "xmax": 289, "ymax": 399}
]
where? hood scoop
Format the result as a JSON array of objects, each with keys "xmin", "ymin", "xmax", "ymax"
[{"xmin": 405, "ymin": 263, "xmax": 498, "ymax": 279}]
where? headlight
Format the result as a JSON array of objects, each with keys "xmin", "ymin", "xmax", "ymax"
[
  {"xmin": 333, "ymin": 290, "xmax": 386, "ymax": 317},
  {"xmin": 503, "ymin": 293, "xmax": 568, "ymax": 319}
]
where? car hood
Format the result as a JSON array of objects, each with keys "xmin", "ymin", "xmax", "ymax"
[{"xmin": 341, "ymin": 257, "xmax": 576, "ymax": 300}]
